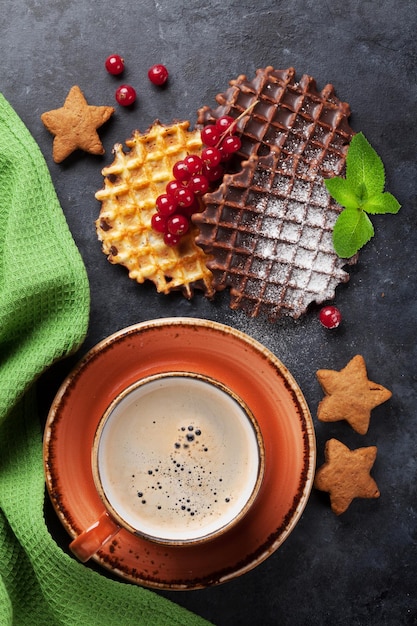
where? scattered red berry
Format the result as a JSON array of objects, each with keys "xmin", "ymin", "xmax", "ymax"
[
  {"xmin": 319, "ymin": 306, "xmax": 342, "ymax": 329},
  {"xmin": 115, "ymin": 84, "xmax": 136, "ymax": 106},
  {"xmin": 148, "ymin": 64, "xmax": 169, "ymax": 86},
  {"xmin": 105, "ymin": 54, "xmax": 125, "ymax": 75}
]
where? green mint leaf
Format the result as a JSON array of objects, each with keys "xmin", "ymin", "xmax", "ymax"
[
  {"xmin": 363, "ymin": 191, "xmax": 401, "ymax": 215},
  {"xmin": 325, "ymin": 131, "xmax": 401, "ymax": 257},
  {"xmin": 333, "ymin": 207, "xmax": 375, "ymax": 258},
  {"xmin": 324, "ymin": 177, "xmax": 359, "ymax": 210},
  {"xmin": 346, "ymin": 132, "xmax": 385, "ymax": 201}
]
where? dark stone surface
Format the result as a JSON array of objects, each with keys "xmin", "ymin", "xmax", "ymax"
[{"xmin": 2, "ymin": 0, "xmax": 416, "ymax": 624}]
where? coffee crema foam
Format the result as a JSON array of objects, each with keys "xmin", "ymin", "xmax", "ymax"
[{"xmin": 95, "ymin": 374, "xmax": 262, "ymax": 542}]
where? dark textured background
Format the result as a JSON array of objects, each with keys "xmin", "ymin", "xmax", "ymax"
[{"xmin": 2, "ymin": 1, "xmax": 416, "ymax": 624}]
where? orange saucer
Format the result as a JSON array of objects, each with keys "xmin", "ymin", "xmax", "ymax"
[{"xmin": 44, "ymin": 318, "xmax": 315, "ymax": 590}]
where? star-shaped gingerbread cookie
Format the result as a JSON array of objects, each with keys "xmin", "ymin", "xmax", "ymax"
[
  {"xmin": 316, "ymin": 355, "xmax": 392, "ymax": 435},
  {"xmin": 41, "ymin": 85, "xmax": 114, "ymax": 163},
  {"xmin": 314, "ymin": 438, "xmax": 380, "ymax": 515}
]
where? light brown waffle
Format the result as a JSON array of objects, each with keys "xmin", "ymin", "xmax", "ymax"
[
  {"xmin": 95, "ymin": 121, "xmax": 214, "ymax": 298},
  {"xmin": 194, "ymin": 67, "xmax": 357, "ymax": 320}
]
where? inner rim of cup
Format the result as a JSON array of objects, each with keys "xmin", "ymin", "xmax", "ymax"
[{"xmin": 92, "ymin": 372, "xmax": 265, "ymax": 545}]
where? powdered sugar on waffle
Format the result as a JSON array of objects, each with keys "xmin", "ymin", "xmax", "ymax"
[{"xmin": 194, "ymin": 67, "xmax": 357, "ymax": 320}]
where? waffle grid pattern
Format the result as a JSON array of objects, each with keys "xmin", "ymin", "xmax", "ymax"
[
  {"xmin": 95, "ymin": 121, "xmax": 214, "ymax": 298},
  {"xmin": 197, "ymin": 66, "xmax": 353, "ymax": 169},
  {"xmin": 195, "ymin": 67, "xmax": 356, "ymax": 319}
]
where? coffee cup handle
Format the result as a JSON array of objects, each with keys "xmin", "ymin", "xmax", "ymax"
[{"xmin": 69, "ymin": 511, "xmax": 121, "ymax": 563}]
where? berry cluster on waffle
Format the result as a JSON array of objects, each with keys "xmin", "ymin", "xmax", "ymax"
[
  {"xmin": 95, "ymin": 121, "xmax": 214, "ymax": 298},
  {"xmin": 193, "ymin": 66, "xmax": 357, "ymax": 320}
]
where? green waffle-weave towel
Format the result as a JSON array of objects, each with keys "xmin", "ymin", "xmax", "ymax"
[{"xmin": 0, "ymin": 93, "xmax": 211, "ymax": 626}]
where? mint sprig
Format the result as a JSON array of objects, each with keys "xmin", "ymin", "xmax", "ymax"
[{"xmin": 325, "ymin": 132, "xmax": 401, "ymax": 258}]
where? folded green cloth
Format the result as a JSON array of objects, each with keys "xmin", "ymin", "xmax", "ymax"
[{"xmin": 0, "ymin": 93, "xmax": 211, "ymax": 626}]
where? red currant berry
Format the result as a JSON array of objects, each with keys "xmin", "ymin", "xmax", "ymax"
[
  {"xmin": 221, "ymin": 135, "xmax": 242, "ymax": 155},
  {"xmin": 202, "ymin": 163, "xmax": 224, "ymax": 182},
  {"xmin": 200, "ymin": 124, "xmax": 221, "ymax": 147},
  {"xmin": 167, "ymin": 214, "xmax": 189, "ymax": 236},
  {"xmin": 151, "ymin": 212, "xmax": 168, "ymax": 233},
  {"xmin": 148, "ymin": 64, "xmax": 169, "ymax": 86},
  {"xmin": 216, "ymin": 115, "xmax": 235, "ymax": 132},
  {"xmin": 183, "ymin": 154, "xmax": 203, "ymax": 176},
  {"xmin": 166, "ymin": 180, "xmax": 183, "ymax": 196},
  {"xmin": 177, "ymin": 197, "xmax": 201, "ymax": 217},
  {"xmin": 115, "ymin": 84, "xmax": 136, "ymax": 106},
  {"xmin": 173, "ymin": 160, "xmax": 191, "ymax": 182},
  {"xmin": 201, "ymin": 146, "xmax": 222, "ymax": 168},
  {"xmin": 174, "ymin": 186, "xmax": 195, "ymax": 208},
  {"xmin": 156, "ymin": 193, "xmax": 177, "ymax": 216},
  {"xmin": 105, "ymin": 54, "xmax": 125, "ymax": 75},
  {"xmin": 164, "ymin": 231, "xmax": 181, "ymax": 246},
  {"xmin": 188, "ymin": 174, "xmax": 209, "ymax": 195},
  {"xmin": 319, "ymin": 305, "xmax": 342, "ymax": 329}
]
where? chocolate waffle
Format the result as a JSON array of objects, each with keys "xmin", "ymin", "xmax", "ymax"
[
  {"xmin": 193, "ymin": 67, "xmax": 357, "ymax": 320},
  {"xmin": 197, "ymin": 66, "xmax": 353, "ymax": 169},
  {"xmin": 95, "ymin": 121, "xmax": 214, "ymax": 298}
]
